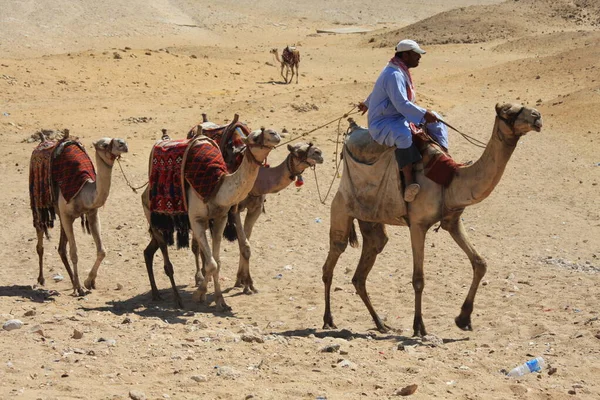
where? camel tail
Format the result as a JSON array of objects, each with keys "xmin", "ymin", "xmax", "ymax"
[
  {"xmin": 80, "ymin": 215, "xmax": 91, "ymax": 235},
  {"xmin": 223, "ymin": 209, "xmax": 238, "ymax": 242},
  {"xmin": 349, "ymin": 220, "xmax": 359, "ymax": 248}
]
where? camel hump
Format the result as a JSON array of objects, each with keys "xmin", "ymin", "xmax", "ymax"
[{"xmin": 344, "ymin": 125, "xmax": 391, "ymax": 164}]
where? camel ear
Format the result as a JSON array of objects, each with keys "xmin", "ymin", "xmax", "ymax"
[
  {"xmin": 92, "ymin": 140, "xmax": 107, "ymax": 150},
  {"xmin": 287, "ymin": 144, "xmax": 294, "ymax": 152},
  {"xmin": 495, "ymin": 103, "xmax": 510, "ymax": 117}
]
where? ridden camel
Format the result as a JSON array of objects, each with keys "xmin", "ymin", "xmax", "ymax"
[
  {"xmin": 30, "ymin": 134, "xmax": 129, "ymax": 296},
  {"xmin": 141, "ymin": 127, "xmax": 281, "ymax": 310},
  {"xmin": 321, "ymin": 103, "xmax": 543, "ymax": 336},
  {"xmin": 191, "ymin": 142, "xmax": 324, "ymax": 294},
  {"xmin": 270, "ymin": 46, "xmax": 300, "ymax": 84}
]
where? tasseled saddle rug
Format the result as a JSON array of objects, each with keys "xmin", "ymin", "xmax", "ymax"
[
  {"xmin": 187, "ymin": 121, "xmax": 251, "ymax": 172},
  {"xmin": 410, "ymin": 124, "xmax": 461, "ymax": 187},
  {"xmin": 149, "ymin": 136, "xmax": 228, "ymax": 248},
  {"xmin": 29, "ymin": 139, "xmax": 96, "ymax": 236}
]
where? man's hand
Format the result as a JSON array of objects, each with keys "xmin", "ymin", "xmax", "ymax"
[
  {"xmin": 357, "ymin": 102, "xmax": 368, "ymax": 115},
  {"xmin": 423, "ymin": 110, "xmax": 439, "ymax": 124}
]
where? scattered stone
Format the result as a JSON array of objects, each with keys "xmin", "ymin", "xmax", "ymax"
[
  {"xmin": 72, "ymin": 329, "xmax": 83, "ymax": 339},
  {"xmin": 122, "ymin": 317, "xmax": 132, "ymax": 324},
  {"xmin": 53, "ymin": 274, "xmax": 64, "ymax": 282},
  {"xmin": 334, "ymin": 286, "xmax": 343, "ymax": 292},
  {"xmin": 241, "ymin": 334, "xmax": 264, "ymax": 344},
  {"xmin": 548, "ymin": 367, "xmax": 558, "ymax": 376},
  {"xmin": 336, "ymin": 359, "xmax": 357, "ymax": 370},
  {"xmin": 568, "ymin": 389, "xmax": 576, "ymax": 395},
  {"xmin": 191, "ymin": 375, "xmax": 208, "ymax": 382},
  {"xmin": 24, "ymin": 310, "xmax": 36, "ymax": 317},
  {"xmin": 595, "ymin": 331, "xmax": 600, "ymax": 340},
  {"xmin": 423, "ymin": 334, "xmax": 444, "ymax": 347},
  {"xmin": 321, "ymin": 344, "xmax": 341, "ymax": 353},
  {"xmin": 215, "ymin": 366, "xmax": 240, "ymax": 379},
  {"xmin": 3, "ymin": 319, "xmax": 23, "ymax": 331},
  {"xmin": 129, "ymin": 390, "xmax": 147, "ymax": 400},
  {"xmin": 113, "ymin": 52, "xmax": 122, "ymax": 60},
  {"xmin": 395, "ymin": 384, "xmax": 418, "ymax": 396},
  {"xmin": 98, "ymin": 337, "xmax": 117, "ymax": 346},
  {"xmin": 245, "ymin": 395, "xmax": 255, "ymax": 399},
  {"xmin": 29, "ymin": 325, "xmax": 44, "ymax": 336}
]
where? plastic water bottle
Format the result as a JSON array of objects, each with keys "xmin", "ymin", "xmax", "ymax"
[{"xmin": 507, "ymin": 356, "xmax": 546, "ymax": 377}]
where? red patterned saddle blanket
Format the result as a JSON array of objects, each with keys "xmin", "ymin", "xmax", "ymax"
[
  {"xmin": 149, "ymin": 137, "xmax": 228, "ymax": 248},
  {"xmin": 149, "ymin": 137, "xmax": 228, "ymax": 214},
  {"xmin": 411, "ymin": 124, "xmax": 461, "ymax": 187},
  {"xmin": 29, "ymin": 140, "xmax": 95, "ymax": 234},
  {"xmin": 188, "ymin": 121, "xmax": 251, "ymax": 172}
]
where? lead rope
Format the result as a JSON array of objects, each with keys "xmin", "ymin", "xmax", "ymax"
[
  {"xmin": 312, "ymin": 111, "xmax": 352, "ymax": 204},
  {"xmin": 117, "ymin": 158, "xmax": 148, "ymax": 194}
]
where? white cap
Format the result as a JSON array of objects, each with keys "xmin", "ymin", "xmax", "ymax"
[{"xmin": 395, "ymin": 39, "xmax": 426, "ymax": 54}]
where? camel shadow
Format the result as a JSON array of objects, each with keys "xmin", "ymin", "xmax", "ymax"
[
  {"xmin": 256, "ymin": 80, "xmax": 288, "ymax": 85},
  {"xmin": 274, "ymin": 327, "xmax": 470, "ymax": 346},
  {"xmin": 79, "ymin": 286, "xmax": 235, "ymax": 324},
  {"xmin": 0, "ymin": 285, "xmax": 60, "ymax": 303}
]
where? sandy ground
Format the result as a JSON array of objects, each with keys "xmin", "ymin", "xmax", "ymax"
[{"xmin": 1, "ymin": 0, "xmax": 599, "ymax": 399}]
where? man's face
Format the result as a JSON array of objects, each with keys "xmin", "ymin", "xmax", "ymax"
[{"xmin": 401, "ymin": 51, "xmax": 422, "ymax": 68}]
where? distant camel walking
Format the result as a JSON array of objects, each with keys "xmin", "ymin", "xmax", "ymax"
[{"xmin": 270, "ymin": 46, "xmax": 300, "ymax": 84}]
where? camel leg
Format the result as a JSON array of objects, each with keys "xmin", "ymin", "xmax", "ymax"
[
  {"xmin": 322, "ymin": 193, "xmax": 352, "ymax": 330},
  {"xmin": 57, "ymin": 225, "xmax": 75, "ymax": 286},
  {"xmin": 143, "ymin": 232, "xmax": 163, "ymax": 302},
  {"xmin": 285, "ymin": 66, "xmax": 290, "ymax": 84},
  {"xmin": 234, "ymin": 205, "xmax": 261, "ymax": 293},
  {"xmin": 35, "ymin": 228, "xmax": 45, "ymax": 286},
  {"xmin": 191, "ymin": 235, "xmax": 205, "ymax": 287},
  {"xmin": 295, "ymin": 65, "xmax": 299, "ymax": 84},
  {"xmin": 83, "ymin": 210, "xmax": 105, "ymax": 290},
  {"xmin": 409, "ymin": 223, "xmax": 428, "ymax": 337},
  {"xmin": 191, "ymin": 217, "xmax": 231, "ymax": 312},
  {"xmin": 159, "ymin": 236, "xmax": 183, "ymax": 309},
  {"xmin": 445, "ymin": 218, "xmax": 487, "ymax": 331},
  {"xmin": 353, "ymin": 221, "xmax": 390, "ymax": 333},
  {"xmin": 280, "ymin": 64, "xmax": 286, "ymax": 84},
  {"xmin": 60, "ymin": 215, "xmax": 85, "ymax": 296}
]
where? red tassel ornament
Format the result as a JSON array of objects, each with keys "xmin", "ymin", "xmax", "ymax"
[{"xmin": 295, "ymin": 175, "xmax": 304, "ymax": 187}]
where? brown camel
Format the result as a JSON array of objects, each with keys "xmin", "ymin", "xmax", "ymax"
[
  {"xmin": 321, "ymin": 103, "xmax": 542, "ymax": 336},
  {"xmin": 141, "ymin": 127, "xmax": 281, "ymax": 310},
  {"xmin": 270, "ymin": 46, "xmax": 300, "ymax": 84},
  {"xmin": 191, "ymin": 142, "xmax": 324, "ymax": 294},
  {"xmin": 30, "ymin": 134, "xmax": 129, "ymax": 296}
]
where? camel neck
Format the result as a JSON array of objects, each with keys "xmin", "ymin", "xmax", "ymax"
[
  {"xmin": 89, "ymin": 152, "xmax": 114, "ymax": 209},
  {"xmin": 213, "ymin": 148, "xmax": 262, "ymax": 207},
  {"xmin": 250, "ymin": 154, "xmax": 298, "ymax": 196},
  {"xmin": 445, "ymin": 119, "xmax": 518, "ymax": 209}
]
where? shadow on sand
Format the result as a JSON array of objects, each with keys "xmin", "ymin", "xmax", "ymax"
[
  {"xmin": 0, "ymin": 285, "xmax": 60, "ymax": 303},
  {"xmin": 79, "ymin": 286, "xmax": 236, "ymax": 324}
]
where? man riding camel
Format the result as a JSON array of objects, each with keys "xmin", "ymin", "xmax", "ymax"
[{"xmin": 359, "ymin": 39, "xmax": 448, "ymax": 202}]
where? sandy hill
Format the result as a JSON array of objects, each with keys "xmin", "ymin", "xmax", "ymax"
[{"xmin": 370, "ymin": 0, "xmax": 600, "ymax": 46}]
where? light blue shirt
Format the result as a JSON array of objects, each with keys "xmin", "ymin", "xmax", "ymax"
[{"xmin": 365, "ymin": 64, "xmax": 426, "ymax": 149}]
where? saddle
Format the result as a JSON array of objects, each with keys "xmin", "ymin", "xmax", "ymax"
[
  {"xmin": 187, "ymin": 116, "xmax": 252, "ymax": 172},
  {"xmin": 345, "ymin": 121, "xmax": 460, "ymax": 186},
  {"xmin": 29, "ymin": 139, "xmax": 95, "ymax": 234}
]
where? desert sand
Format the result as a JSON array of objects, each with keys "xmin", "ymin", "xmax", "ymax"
[{"xmin": 1, "ymin": 0, "xmax": 599, "ymax": 399}]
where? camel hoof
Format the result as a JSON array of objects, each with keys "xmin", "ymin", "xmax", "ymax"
[
  {"xmin": 73, "ymin": 288, "xmax": 86, "ymax": 297},
  {"xmin": 377, "ymin": 324, "xmax": 392, "ymax": 334},
  {"xmin": 216, "ymin": 301, "xmax": 232, "ymax": 312},
  {"xmin": 37, "ymin": 278, "xmax": 45, "ymax": 286},
  {"xmin": 83, "ymin": 279, "xmax": 95, "ymax": 290},
  {"xmin": 322, "ymin": 322, "xmax": 337, "ymax": 330},
  {"xmin": 234, "ymin": 281, "xmax": 243, "ymax": 288},
  {"xmin": 250, "ymin": 286, "xmax": 259, "ymax": 294},
  {"xmin": 192, "ymin": 290, "xmax": 206, "ymax": 304},
  {"xmin": 455, "ymin": 315, "xmax": 473, "ymax": 331}
]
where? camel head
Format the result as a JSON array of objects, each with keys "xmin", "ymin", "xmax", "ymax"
[
  {"xmin": 269, "ymin": 48, "xmax": 278, "ymax": 56},
  {"xmin": 495, "ymin": 103, "xmax": 543, "ymax": 139},
  {"xmin": 244, "ymin": 128, "xmax": 281, "ymax": 164},
  {"xmin": 92, "ymin": 137, "xmax": 129, "ymax": 166},
  {"xmin": 287, "ymin": 142, "xmax": 324, "ymax": 166}
]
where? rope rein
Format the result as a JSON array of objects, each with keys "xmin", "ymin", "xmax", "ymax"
[{"xmin": 117, "ymin": 158, "xmax": 148, "ymax": 194}]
